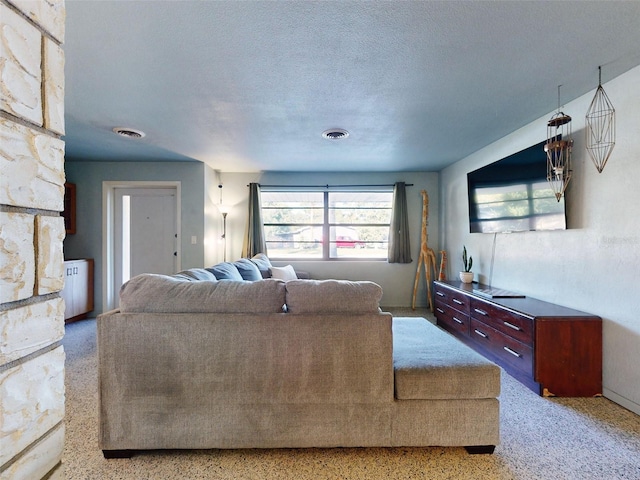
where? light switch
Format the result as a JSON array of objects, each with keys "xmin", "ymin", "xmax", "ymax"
[{"xmin": 191, "ymin": 236, "xmax": 197, "ymax": 245}]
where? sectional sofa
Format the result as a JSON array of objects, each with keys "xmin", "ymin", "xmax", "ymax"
[{"xmin": 97, "ymin": 269, "xmax": 500, "ymax": 457}]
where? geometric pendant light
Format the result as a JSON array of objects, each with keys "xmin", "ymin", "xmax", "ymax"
[
  {"xmin": 585, "ymin": 66, "xmax": 615, "ymax": 173},
  {"xmin": 545, "ymin": 86, "xmax": 573, "ymax": 202}
]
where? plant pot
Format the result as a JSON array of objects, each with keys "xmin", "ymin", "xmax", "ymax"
[{"xmin": 459, "ymin": 271, "xmax": 474, "ymax": 283}]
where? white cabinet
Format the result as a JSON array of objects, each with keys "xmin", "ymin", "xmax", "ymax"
[{"xmin": 61, "ymin": 259, "xmax": 94, "ymax": 322}]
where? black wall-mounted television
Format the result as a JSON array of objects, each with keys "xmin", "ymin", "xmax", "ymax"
[{"xmin": 467, "ymin": 140, "xmax": 566, "ymax": 234}]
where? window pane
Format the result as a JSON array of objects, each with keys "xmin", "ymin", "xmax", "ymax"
[
  {"xmin": 265, "ymin": 241, "xmax": 323, "ymax": 259},
  {"xmin": 261, "ymin": 191, "xmax": 324, "ymax": 224},
  {"xmin": 329, "ymin": 192, "xmax": 393, "ymax": 224},
  {"xmin": 329, "ymin": 226, "xmax": 388, "ymax": 259}
]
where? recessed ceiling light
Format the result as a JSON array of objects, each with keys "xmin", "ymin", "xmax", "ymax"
[
  {"xmin": 112, "ymin": 127, "xmax": 146, "ymax": 139},
  {"xmin": 322, "ymin": 128, "xmax": 349, "ymax": 140}
]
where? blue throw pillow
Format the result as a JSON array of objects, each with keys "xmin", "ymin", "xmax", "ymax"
[
  {"xmin": 206, "ymin": 262, "xmax": 243, "ymax": 281},
  {"xmin": 250, "ymin": 253, "xmax": 272, "ymax": 279},
  {"xmin": 174, "ymin": 268, "xmax": 218, "ymax": 281},
  {"xmin": 233, "ymin": 258, "xmax": 262, "ymax": 281}
]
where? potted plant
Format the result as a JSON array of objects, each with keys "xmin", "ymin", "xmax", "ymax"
[{"xmin": 459, "ymin": 246, "xmax": 474, "ymax": 283}]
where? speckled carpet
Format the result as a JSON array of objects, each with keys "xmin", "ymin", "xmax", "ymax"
[{"xmin": 62, "ymin": 310, "xmax": 640, "ymax": 479}]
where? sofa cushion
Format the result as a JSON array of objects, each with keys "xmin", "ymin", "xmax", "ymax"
[
  {"xmin": 250, "ymin": 253, "xmax": 272, "ymax": 278},
  {"xmin": 233, "ymin": 258, "xmax": 263, "ymax": 281},
  {"xmin": 119, "ymin": 274, "xmax": 286, "ymax": 313},
  {"xmin": 207, "ymin": 262, "xmax": 243, "ymax": 281},
  {"xmin": 393, "ymin": 317, "xmax": 501, "ymax": 400},
  {"xmin": 173, "ymin": 268, "xmax": 218, "ymax": 281},
  {"xmin": 285, "ymin": 279, "xmax": 382, "ymax": 314},
  {"xmin": 270, "ymin": 265, "xmax": 298, "ymax": 281}
]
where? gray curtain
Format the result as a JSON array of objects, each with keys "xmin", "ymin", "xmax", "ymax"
[
  {"xmin": 388, "ymin": 182, "xmax": 412, "ymax": 263},
  {"xmin": 242, "ymin": 183, "xmax": 267, "ymax": 258}
]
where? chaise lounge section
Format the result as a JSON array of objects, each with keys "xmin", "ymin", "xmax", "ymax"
[{"xmin": 97, "ymin": 273, "xmax": 500, "ymax": 457}]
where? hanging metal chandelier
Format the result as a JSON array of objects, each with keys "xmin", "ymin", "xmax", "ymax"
[
  {"xmin": 544, "ymin": 86, "xmax": 573, "ymax": 202},
  {"xmin": 585, "ymin": 66, "xmax": 616, "ymax": 173}
]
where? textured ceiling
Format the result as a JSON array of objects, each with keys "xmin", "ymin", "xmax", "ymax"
[{"xmin": 63, "ymin": 1, "xmax": 640, "ymax": 172}]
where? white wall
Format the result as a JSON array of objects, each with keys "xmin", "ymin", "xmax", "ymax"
[
  {"xmin": 205, "ymin": 171, "xmax": 439, "ymax": 307},
  {"xmin": 439, "ymin": 65, "xmax": 640, "ymax": 414}
]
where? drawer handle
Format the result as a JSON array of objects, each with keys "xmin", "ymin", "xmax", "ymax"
[
  {"xmin": 436, "ymin": 292, "xmax": 445, "ymax": 297},
  {"xmin": 453, "ymin": 298, "xmax": 463, "ymax": 305},
  {"xmin": 453, "ymin": 316, "xmax": 463, "ymax": 325},
  {"xmin": 503, "ymin": 321, "xmax": 522, "ymax": 331},
  {"xmin": 474, "ymin": 308, "xmax": 488, "ymax": 316},
  {"xmin": 474, "ymin": 329, "xmax": 488, "ymax": 338},
  {"xmin": 436, "ymin": 308, "xmax": 444, "ymax": 314},
  {"xmin": 503, "ymin": 346, "xmax": 522, "ymax": 358}
]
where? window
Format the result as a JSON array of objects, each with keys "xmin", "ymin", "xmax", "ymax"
[{"xmin": 261, "ymin": 190, "xmax": 393, "ymax": 260}]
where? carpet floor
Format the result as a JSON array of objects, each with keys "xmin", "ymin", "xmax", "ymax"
[{"xmin": 62, "ymin": 310, "xmax": 640, "ymax": 479}]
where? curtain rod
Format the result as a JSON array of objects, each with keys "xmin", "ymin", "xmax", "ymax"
[{"xmin": 249, "ymin": 183, "xmax": 414, "ymax": 188}]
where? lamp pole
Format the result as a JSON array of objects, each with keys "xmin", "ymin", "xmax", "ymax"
[{"xmin": 221, "ymin": 212, "xmax": 228, "ymax": 262}]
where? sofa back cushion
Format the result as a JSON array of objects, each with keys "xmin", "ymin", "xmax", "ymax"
[
  {"xmin": 119, "ymin": 274, "xmax": 286, "ymax": 313},
  {"xmin": 285, "ymin": 279, "xmax": 383, "ymax": 314}
]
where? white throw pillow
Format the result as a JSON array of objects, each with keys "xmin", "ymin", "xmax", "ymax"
[{"xmin": 270, "ymin": 265, "xmax": 298, "ymax": 281}]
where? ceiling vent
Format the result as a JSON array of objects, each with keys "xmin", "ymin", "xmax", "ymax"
[
  {"xmin": 322, "ymin": 128, "xmax": 349, "ymax": 140},
  {"xmin": 113, "ymin": 127, "xmax": 146, "ymax": 139}
]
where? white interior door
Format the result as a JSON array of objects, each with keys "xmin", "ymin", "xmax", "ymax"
[{"xmin": 114, "ymin": 187, "xmax": 178, "ymax": 306}]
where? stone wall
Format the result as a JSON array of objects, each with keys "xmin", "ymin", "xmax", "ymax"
[{"xmin": 0, "ymin": 0, "xmax": 66, "ymax": 478}]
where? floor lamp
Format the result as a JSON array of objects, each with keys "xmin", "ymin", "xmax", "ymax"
[{"xmin": 218, "ymin": 205, "xmax": 230, "ymax": 262}]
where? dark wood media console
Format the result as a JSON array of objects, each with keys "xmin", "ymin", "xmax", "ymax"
[{"xmin": 433, "ymin": 280, "xmax": 602, "ymax": 397}]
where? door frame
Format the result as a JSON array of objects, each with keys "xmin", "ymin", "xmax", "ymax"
[{"xmin": 102, "ymin": 181, "xmax": 181, "ymax": 311}]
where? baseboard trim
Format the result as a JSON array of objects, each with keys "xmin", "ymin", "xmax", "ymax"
[{"xmin": 603, "ymin": 388, "xmax": 640, "ymax": 416}]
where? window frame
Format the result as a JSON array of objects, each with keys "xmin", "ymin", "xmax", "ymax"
[{"xmin": 261, "ymin": 189, "xmax": 393, "ymax": 261}]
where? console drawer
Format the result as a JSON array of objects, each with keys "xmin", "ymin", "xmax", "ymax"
[
  {"xmin": 434, "ymin": 285, "xmax": 470, "ymax": 315},
  {"xmin": 435, "ymin": 301, "xmax": 469, "ymax": 337},
  {"xmin": 470, "ymin": 298, "xmax": 533, "ymax": 345},
  {"xmin": 470, "ymin": 318, "xmax": 533, "ymax": 376}
]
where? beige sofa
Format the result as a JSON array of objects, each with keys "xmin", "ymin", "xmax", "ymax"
[{"xmin": 97, "ymin": 273, "xmax": 500, "ymax": 457}]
